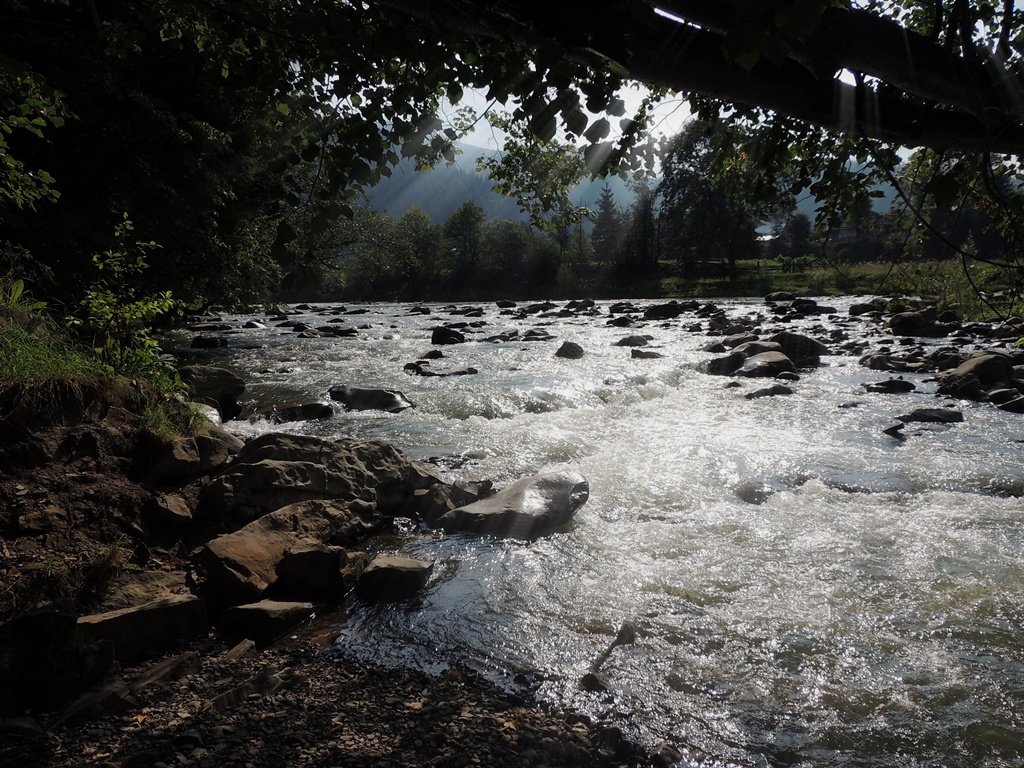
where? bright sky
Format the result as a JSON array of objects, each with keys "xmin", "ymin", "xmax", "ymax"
[{"xmin": 448, "ymin": 85, "xmax": 693, "ymax": 152}]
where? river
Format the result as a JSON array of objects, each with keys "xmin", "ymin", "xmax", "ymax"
[{"xmin": 175, "ymin": 297, "xmax": 1024, "ymax": 767}]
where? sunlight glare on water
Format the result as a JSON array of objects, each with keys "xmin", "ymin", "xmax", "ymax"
[{"xmin": 184, "ymin": 298, "xmax": 1024, "ymax": 767}]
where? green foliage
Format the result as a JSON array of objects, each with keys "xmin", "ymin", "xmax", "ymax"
[
  {"xmin": 657, "ymin": 118, "xmax": 760, "ymax": 278},
  {"xmin": 0, "ymin": 322, "xmax": 111, "ymax": 385},
  {"xmin": 72, "ymin": 216, "xmax": 180, "ymax": 389},
  {"xmin": 0, "ymin": 278, "xmax": 46, "ymax": 313},
  {"xmin": 0, "ymin": 66, "xmax": 64, "ymax": 210},
  {"xmin": 590, "ymin": 186, "xmax": 624, "ymax": 264},
  {"xmin": 2, "ymin": 0, "xmax": 1021, "ymax": 313},
  {"xmin": 476, "ymin": 113, "xmax": 589, "ymax": 237},
  {"xmin": 140, "ymin": 400, "xmax": 204, "ymax": 439}
]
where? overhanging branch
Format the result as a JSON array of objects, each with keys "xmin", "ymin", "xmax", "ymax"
[{"xmin": 369, "ymin": 0, "xmax": 1024, "ymax": 154}]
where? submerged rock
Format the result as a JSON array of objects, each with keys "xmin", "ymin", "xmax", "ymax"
[
  {"xmin": 745, "ymin": 384, "xmax": 793, "ymax": 399},
  {"xmin": 257, "ymin": 402, "xmax": 333, "ymax": 423},
  {"xmin": 614, "ymin": 335, "xmax": 649, "ymax": 347},
  {"xmin": 897, "ymin": 408, "xmax": 964, "ymax": 424},
  {"xmin": 864, "ymin": 378, "xmax": 916, "ymax": 394},
  {"xmin": 328, "ymin": 385, "xmax": 413, "ymax": 413},
  {"xmin": 433, "ymin": 471, "xmax": 589, "ymax": 540}
]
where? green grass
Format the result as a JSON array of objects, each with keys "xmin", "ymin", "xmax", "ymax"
[
  {"xmin": 653, "ymin": 258, "xmax": 1021, "ymax": 320},
  {"xmin": 2, "ymin": 317, "xmax": 207, "ymax": 439},
  {"xmin": 0, "ymin": 321, "xmax": 112, "ymax": 384},
  {"xmin": 139, "ymin": 400, "xmax": 206, "ymax": 438}
]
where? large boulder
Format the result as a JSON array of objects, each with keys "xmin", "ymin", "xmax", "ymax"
[
  {"xmin": 76, "ymin": 595, "xmax": 207, "ymax": 664},
  {"xmin": 767, "ymin": 332, "xmax": 829, "ymax": 364},
  {"xmin": 196, "ymin": 432, "xmax": 437, "ymax": 527},
  {"xmin": 732, "ymin": 340, "xmax": 783, "ymax": 358},
  {"xmin": 198, "ymin": 499, "xmax": 373, "ymax": 607},
  {"xmin": 890, "ymin": 311, "xmax": 929, "ymax": 336},
  {"xmin": 431, "ymin": 326, "xmax": 465, "ymax": 345},
  {"xmin": 433, "ymin": 471, "xmax": 589, "ymax": 540},
  {"xmin": 737, "ymin": 352, "xmax": 796, "ymax": 378},
  {"xmin": 177, "ymin": 365, "xmax": 246, "ymax": 421},
  {"xmin": 849, "ymin": 299, "xmax": 887, "ymax": 316},
  {"xmin": 942, "ymin": 353, "xmax": 1013, "ymax": 386},
  {"xmin": 328, "ymin": 386, "xmax": 413, "ymax": 413},
  {"xmin": 705, "ymin": 351, "xmax": 744, "ymax": 376}
]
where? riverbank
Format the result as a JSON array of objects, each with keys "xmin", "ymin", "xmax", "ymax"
[
  {"xmin": 26, "ymin": 640, "xmax": 653, "ymax": 768},
  {"xmin": 0, "ymin": 309, "xmax": 661, "ymax": 768}
]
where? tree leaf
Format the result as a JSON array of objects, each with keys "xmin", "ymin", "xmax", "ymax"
[{"xmin": 583, "ymin": 118, "xmax": 610, "ymax": 143}]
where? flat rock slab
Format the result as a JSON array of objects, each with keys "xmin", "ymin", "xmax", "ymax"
[
  {"xmin": 220, "ymin": 600, "xmax": 315, "ymax": 645},
  {"xmin": 357, "ymin": 555, "xmax": 434, "ymax": 601},
  {"xmin": 897, "ymin": 408, "xmax": 964, "ymax": 424},
  {"xmin": 864, "ymin": 379, "xmax": 916, "ymax": 394},
  {"xmin": 77, "ymin": 595, "xmax": 207, "ymax": 664},
  {"xmin": 199, "ymin": 499, "xmax": 364, "ymax": 607},
  {"xmin": 197, "ymin": 432, "xmax": 435, "ymax": 526},
  {"xmin": 433, "ymin": 471, "xmax": 589, "ymax": 540}
]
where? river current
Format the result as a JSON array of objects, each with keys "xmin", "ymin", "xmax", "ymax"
[{"xmin": 176, "ymin": 297, "xmax": 1024, "ymax": 767}]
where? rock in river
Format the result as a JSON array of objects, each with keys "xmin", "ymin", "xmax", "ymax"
[
  {"xmin": 737, "ymin": 351, "xmax": 796, "ymax": 378},
  {"xmin": 356, "ymin": 555, "xmax": 434, "ymax": 601},
  {"xmin": 177, "ymin": 364, "xmax": 246, "ymax": 420},
  {"xmin": 555, "ymin": 341, "xmax": 585, "ymax": 359},
  {"xmin": 431, "ymin": 326, "xmax": 465, "ymax": 345},
  {"xmin": 196, "ymin": 432, "xmax": 436, "ymax": 527},
  {"xmin": 897, "ymin": 408, "xmax": 964, "ymax": 424},
  {"xmin": 432, "ymin": 471, "xmax": 589, "ymax": 540},
  {"xmin": 328, "ymin": 385, "xmax": 413, "ymax": 413}
]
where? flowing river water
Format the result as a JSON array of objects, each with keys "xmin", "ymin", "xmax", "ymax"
[{"xmin": 176, "ymin": 297, "xmax": 1024, "ymax": 767}]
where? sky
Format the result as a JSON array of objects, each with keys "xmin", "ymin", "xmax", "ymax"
[{"xmin": 447, "ymin": 85, "xmax": 693, "ymax": 152}]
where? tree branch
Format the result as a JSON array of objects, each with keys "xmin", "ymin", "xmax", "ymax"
[{"xmin": 372, "ymin": 0, "xmax": 1024, "ymax": 154}]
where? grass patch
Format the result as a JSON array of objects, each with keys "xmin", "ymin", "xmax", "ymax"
[
  {"xmin": 0, "ymin": 320, "xmax": 111, "ymax": 385},
  {"xmin": 140, "ymin": 400, "xmax": 206, "ymax": 438}
]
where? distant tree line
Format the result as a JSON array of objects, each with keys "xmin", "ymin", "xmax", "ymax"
[{"xmin": 287, "ymin": 113, "xmax": 1013, "ymax": 302}]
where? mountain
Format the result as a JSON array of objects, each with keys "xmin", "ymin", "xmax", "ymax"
[
  {"xmin": 361, "ymin": 142, "xmax": 894, "ymax": 227},
  {"xmin": 361, "ymin": 143, "xmax": 635, "ymax": 224}
]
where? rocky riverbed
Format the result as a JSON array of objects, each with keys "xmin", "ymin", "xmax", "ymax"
[
  {"xmin": 0, "ymin": 319, "xmax": 654, "ymax": 767},
  {"xmin": 2, "ymin": 292, "xmax": 1024, "ymax": 768}
]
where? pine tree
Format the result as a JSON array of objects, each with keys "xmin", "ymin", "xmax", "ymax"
[{"xmin": 590, "ymin": 186, "xmax": 623, "ymax": 263}]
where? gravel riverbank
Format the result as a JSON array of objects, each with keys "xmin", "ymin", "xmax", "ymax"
[{"xmin": 29, "ymin": 637, "xmax": 658, "ymax": 768}]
